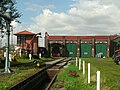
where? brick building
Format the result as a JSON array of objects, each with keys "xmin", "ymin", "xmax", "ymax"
[
  {"xmin": 45, "ymin": 32, "xmax": 117, "ymax": 57},
  {"xmin": 14, "ymin": 30, "xmax": 41, "ymax": 56},
  {"xmin": 14, "ymin": 30, "xmax": 118, "ymax": 58}
]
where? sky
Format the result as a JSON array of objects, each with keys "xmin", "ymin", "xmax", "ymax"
[{"xmin": 1, "ymin": 0, "xmax": 120, "ymax": 47}]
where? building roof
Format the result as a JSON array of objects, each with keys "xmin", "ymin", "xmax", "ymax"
[
  {"xmin": 14, "ymin": 30, "xmax": 35, "ymax": 35},
  {"xmin": 48, "ymin": 35, "xmax": 117, "ymax": 41}
]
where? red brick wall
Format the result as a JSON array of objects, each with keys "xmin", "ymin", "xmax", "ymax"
[{"xmin": 46, "ymin": 35, "xmax": 117, "ymax": 57}]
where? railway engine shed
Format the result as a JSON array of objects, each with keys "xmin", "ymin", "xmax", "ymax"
[{"xmin": 45, "ymin": 32, "xmax": 117, "ymax": 58}]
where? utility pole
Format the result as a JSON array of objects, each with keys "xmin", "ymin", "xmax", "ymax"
[
  {"xmin": 0, "ymin": 10, "xmax": 12, "ymax": 73},
  {"xmin": 11, "ymin": 26, "xmax": 13, "ymax": 46},
  {"xmin": 5, "ymin": 20, "xmax": 11, "ymax": 73},
  {"xmin": 0, "ymin": 0, "xmax": 21, "ymax": 73}
]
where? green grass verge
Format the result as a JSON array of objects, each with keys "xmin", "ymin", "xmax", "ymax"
[
  {"xmin": 0, "ymin": 58, "xmax": 40, "ymax": 90},
  {"xmin": 52, "ymin": 58, "xmax": 120, "ymax": 90}
]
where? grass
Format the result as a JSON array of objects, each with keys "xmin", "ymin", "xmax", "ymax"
[
  {"xmin": 0, "ymin": 68, "xmax": 40, "ymax": 90},
  {"xmin": 52, "ymin": 58, "xmax": 120, "ymax": 90},
  {"xmin": 0, "ymin": 57, "xmax": 60, "ymax": 90},
  {"xmin": 0, "ymin": 58, "xmax": 41, "ymax": 90}
]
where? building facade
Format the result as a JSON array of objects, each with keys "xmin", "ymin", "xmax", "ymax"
[
  {"xmin": 14, "ymin": 30, "xmax": 40, "ymax": 56},
  {"xmin": 45, "ymin": 32, "xmax": 117, "ymax": 57}
]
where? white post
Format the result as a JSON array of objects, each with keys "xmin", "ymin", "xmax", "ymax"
[
  {"xmin": 83, "ymin": 61, "xmax": 85, "ymax": 75},
  {"xmin": 39, "ymin": 53, "xmax": 41, "ymax": 58},
  {"xmin": 76, "ymin": 57, "xmax": 78, "ymax": 66},
  {"xmin": 8, "ymin": 54, "xmax": 11, "ymax": 68},
  {"xmin": 9, "ymin": 54, "xmax": 12, "ymax": 62},
  {"xmin": 88, "ymin": 63, "xmax": 90, "ymax": 83},
  {"xmin": 19, "ymin": 49, "xmax": 21, "ymax": 57},
  {"xmin": 79, "ymin": 58, "xmax": 81, "ymax": 70},
  {"xmin": 4, "ymin": 52, "xmax": 6, "ymax": 57},
  {"xmin": 97, "ymin": 71, "xmax": 100, "ymax": 90},
  {"xmin": 29, "ymin": 54, "xmax": 32, "ymax": 60}
]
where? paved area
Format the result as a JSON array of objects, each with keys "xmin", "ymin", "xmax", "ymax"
[{"xmin": 45, "ymin": 58, "xmax": 64, "ymax": 65}]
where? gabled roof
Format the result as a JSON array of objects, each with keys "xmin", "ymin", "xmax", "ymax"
[{"xmin": 14, "ymin": 30, "xmax": 35, "ymax": 35}]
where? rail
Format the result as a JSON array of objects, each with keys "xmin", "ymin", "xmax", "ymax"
[{"xmin": 9, "ymin": 57, "xmax": 72, "ymax": 90}]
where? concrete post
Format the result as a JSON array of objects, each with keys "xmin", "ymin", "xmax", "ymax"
[
  {"xmin": 88, "ymin": 63, "xmax": 90, "ymax": 83},
  {"xmin": 19, "ymin": 49, "xmax": 21, "ymax": 57},
  {"xmin": 76, "ymin": 57, "xmax": 78, "ymax": 66},
  {"xmin": 39, "ymin": 53, "xmax": 41, "ymax": 58},
  {"xmin": 79, "ymin": 58, "xmax": 81, "ymax": 70},
  {"xmin": 97, "ymin": 71, "xmax": 100, "ymax": 90},
  {"xmin": 29, "ymin": 54, "xmax": 32, "ymax": 60},
  {"xmin": 83, "ymin": 61, "xmax": 85, "ymax": 75}
]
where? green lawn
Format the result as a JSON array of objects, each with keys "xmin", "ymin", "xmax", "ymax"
[{"xmin": 52, "ymin": 58, "xmax": 120, "ymax": 90}]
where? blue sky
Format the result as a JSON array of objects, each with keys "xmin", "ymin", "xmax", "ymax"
[{"xmin": 16, "ymin": 0, "xmax": 74, "ymax": 29}]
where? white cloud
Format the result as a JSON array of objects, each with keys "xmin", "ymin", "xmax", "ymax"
[{"xmin": 25, "ymin": 0, "xmax": 120, "ymax": 37}]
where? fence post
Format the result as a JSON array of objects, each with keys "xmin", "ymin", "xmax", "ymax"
[
  {"xmin": 97, "ymin": 71, "xmax": 100, "ymax": 90},
  {"xmin": 83, "ymin": 61, "xmax": 85, "ymax": 75},
  {"xmin": 76, "ymin": 57, "xmax": 78, "ymax": 66},
  {"xmin": 19, "ymin": 49, "xmax": 21, "ymax": 57},
  {"xmin": 88, "ymin": 63, "xmax": 90, "ymax": 83},
  {"xmin": 29, "ymin": 54, "xmax": 32, "ymax": 60},
  {"xmin": 79, "ymin": 58, "xmax": 81, "ymax": 70},
  {"xmin": 39, "ymin": 53, "xmax": 41, "ymax": 58}
]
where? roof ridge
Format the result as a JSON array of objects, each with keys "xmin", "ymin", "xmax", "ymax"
[{"xmin": 14, "ymin": 30, "xmax": 35, "ymax": 35}]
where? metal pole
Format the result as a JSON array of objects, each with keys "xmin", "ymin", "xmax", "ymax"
[
  {"xmin": 4, "ymin": 20, "xmax": 11, "ymax": 73},
  {"xmin": 11, "ymin": 27, "xmax": 13, "ymax": 46}
]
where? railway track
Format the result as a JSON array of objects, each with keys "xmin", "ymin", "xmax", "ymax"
[{"xmin": 9, "ymin": 57, "xmax": 72, "ymax": 90}]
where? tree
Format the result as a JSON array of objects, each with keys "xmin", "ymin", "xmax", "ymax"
[{"xmin": 0, "ymin": 0, "xmax": 21, "ymax": 30}]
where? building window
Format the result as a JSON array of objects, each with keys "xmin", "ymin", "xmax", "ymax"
[
  {"xmin": 17, "ymin": 35, "xmax": 26, "ymax": 45},
  {"xmin": 21, "ymin": 36, "xmax": 26, "ymax": 44},
  {"xmin": 17, "ymin": 36, "xmax": 21, "ymax": 44}
]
